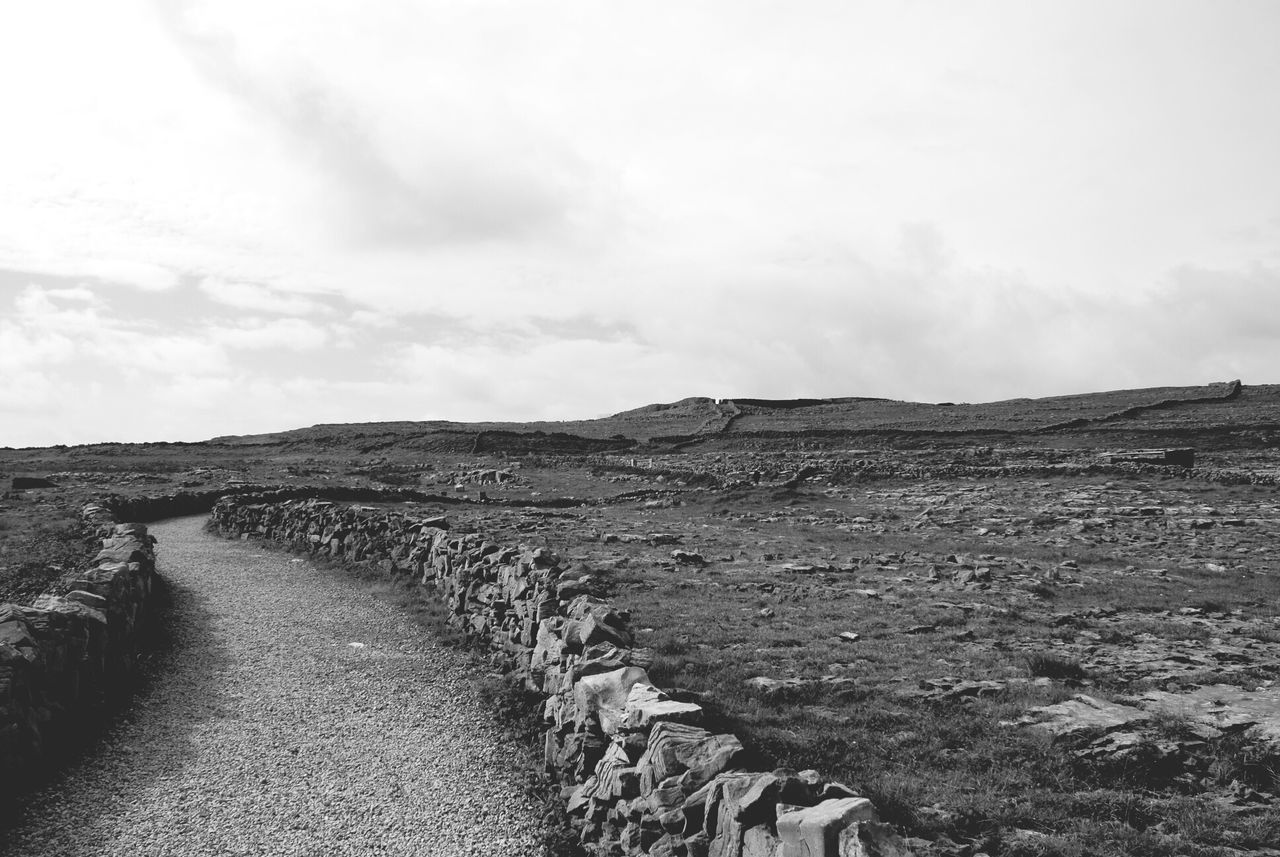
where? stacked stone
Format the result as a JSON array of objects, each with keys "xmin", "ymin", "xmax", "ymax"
[
  {"xmin": 210, "ymin": 494, "xmax": 913, "ymax": 857},
  {"xmin": 84, "ymin": 484, "xmax": 463, "ymax": 528},
  {"xmin": 0, "ymin": 503, "xmax": 159, "ymax": 801}
]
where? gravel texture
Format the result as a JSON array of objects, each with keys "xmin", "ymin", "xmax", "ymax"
[{"xmin": 3, "ymin": 515, "xmax": 543, "ymax": 856}]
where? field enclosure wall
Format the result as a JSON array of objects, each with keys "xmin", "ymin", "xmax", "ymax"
[
  {"xmin": 210, "ymin": 493, "xmax": 912, "ymax": 857},
  {"xmin": 0, "ymin": 502, "xmax": 159, "ymax": 804},
  {"xmin": 92, "ymin": 484, "xmax": 438, "ymax": 524}
]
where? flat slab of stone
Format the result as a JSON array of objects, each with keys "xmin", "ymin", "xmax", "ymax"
[
  {"xmin": 1020, "ymin": 694, "xmax": 1150, "ymax": 739},
  {"xmin": 1140, "ymin": 684, "xmax": 1280, "ymax": 744}
]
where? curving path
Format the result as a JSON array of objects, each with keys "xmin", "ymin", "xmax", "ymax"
[{"xmin": 3, "ymin": 516, "xmax": 542, "ymax": 857}]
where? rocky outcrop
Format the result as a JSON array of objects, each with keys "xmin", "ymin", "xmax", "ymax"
[
  {"xmin": 209, "ymin": 494, "xmax": 913, "ymax": 856},
  {"xmin": 0, "ymin": 502, "xmax": 160, "ymax": 803}
]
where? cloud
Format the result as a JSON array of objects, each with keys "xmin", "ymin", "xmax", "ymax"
[
  {"xmin": 0, "ymin": 324, "xmax": 77, "ymax": 371},
  {"xmin": 348, "ymin": 309, "xmax": 401, "ymax": 328},
  {"xmin": 393, "ymin": 338, "xmax": 720, "ymax": 421},
  {"xmin": 158, "ymin": 0, "xmax": 598, "ymax": 249},
  {"xmin": 80, "ymin": 259, "xmax": 180, "ymax": 291},
  {"xmin": 1, "ymin": 284, "xmax": 229, "ymax": 376},
  {"xmin": 1160, "ymin": 264, "xmax": 1280, "ymax": 340},
  {"xmin": 43, "ymin": 287, "xmax": 99, "ymax": 303},
  {"xmin": 14, "ymin": 286, "xmax": 103, "ymax": 331},
  {"xmin": 0, "ymin": 258, "xmax": 179, "ymax": 293},
  {"xmin": 530, "ymin": 316, "xmax": 639, "ymax": 344},
  {"xmin": 0, "ymin": 371, "xmax": 64, "ymax": 415},
  {"xmin": 208, "ymin": 318, "xmax": 330, "ymax": 351},
  {"xmin": 198, "ymin": 278, "xmax": 330, "ymax": 316}
]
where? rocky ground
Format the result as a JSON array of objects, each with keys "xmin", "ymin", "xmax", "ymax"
[{"xmin": 3, "ymin": 381, "xmax": 1279, "ymax": 855}]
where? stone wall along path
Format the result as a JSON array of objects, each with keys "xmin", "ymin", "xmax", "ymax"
[{"xmin": 2, "ymin": 515, "xmax": 541, "ymax": 857}]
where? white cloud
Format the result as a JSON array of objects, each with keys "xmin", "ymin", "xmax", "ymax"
[
  {"xmin": 199, "ymin": 278, "xmax": 330, "ymax": 316},
  {"xmin": 208, "ymin": 317, "xmax": 329, "ymax": 350},
  {"xmin": 0, "ymin": 325, "xmax": 77, "ymax": 371},
  {"xmin": 80, "ymin": 260, "xmax": 180, "ymax": 292},
  {"xmin": 0, "ymin": 371, "xmax": 63, "ymax": 415},
  {"xmin": 12, "ymin": 286, "xmax": 109, "ymax": 335},
  {"xmin": 43, "ymin": 287, "xmax": 100, "ymax": 303},
  {"xmin": 348, "ymin": 309, "xmax": 401, "ymax": 328},
  {"xmin": 393, "ymin": 338, "xmax": 729, "ymax": 422}
]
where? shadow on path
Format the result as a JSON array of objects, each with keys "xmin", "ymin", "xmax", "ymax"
[{"xmin": 0, "ymin": 545, "xmax": 231, "ymax": 852}]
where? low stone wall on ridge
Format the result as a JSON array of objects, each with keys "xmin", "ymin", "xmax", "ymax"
[{"xmin": 209, "ymin": 493, "xmax": 913, "ymax": 857}]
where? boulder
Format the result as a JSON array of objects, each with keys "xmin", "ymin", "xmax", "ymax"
[
  {"xmin": 624, "ymin": 682, "xmax": 704, "ymax": 731},
  {"xmin": 743, "ymin": 825, "xmax": 784, "ymax": 857},
  {"xmin": 637, "ymin": 721, "xmax": 745, "ymax": 794},
  {"xmin": 776, "ymin": 797, "xmax": 877, "ymax": 857},
  {"xmin": 32, "ymin": 594, "xmax": 107, "ymax": 627},
  {"xmin": 573, "ymin": 666, "xmax": 651, "ymax": 734},
  {"xmin": 585, "ymin": 739, "xmax": 643, "ymax": 803},
  {"xmin": 532, "ymin": 618, "xmax": 567, "ymax": 672},
  {"xmin": 704, "ymin": 772, "xmax": 773, "ymax": 857},
  {"xmin": 563, "ymin": 596, "xmax": 633, "ymax": 649}
]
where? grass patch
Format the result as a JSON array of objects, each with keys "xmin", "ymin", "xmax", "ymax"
[
  {"xmin": 0, "ymin": 511, "xmax": 96, "ymax": 604},
  {"xmin": 1026, "ymin": 653, "xmax": 1089, "ymax": 681}
]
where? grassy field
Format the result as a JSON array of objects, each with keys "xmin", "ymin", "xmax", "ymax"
[
  {"xmin": 451, "ymin": 474, "xmax": 1280, "ymax": 856},
  {"xmin": 0, "ymin": 483, "xmax": 96, "ymax": 605}
]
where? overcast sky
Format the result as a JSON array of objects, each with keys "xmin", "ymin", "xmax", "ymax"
[{"xmin": 2, "ymin": 1, "xmax": 1278, "ymax": 446}]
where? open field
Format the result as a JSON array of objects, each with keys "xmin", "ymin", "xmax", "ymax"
[{"xmin": 4, "ymin": 381, "xmax": 1280, "ymax": 856}]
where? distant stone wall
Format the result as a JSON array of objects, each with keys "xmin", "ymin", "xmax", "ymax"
[
  {"xmin": 0, "ymin": 502, "xmax": 159, "ymax": 803},
  {"xmin": 210, "ymin": 494, "xmax": 911, "ymax": 857},
  {"xmin": 89, "ymin": 484, "xmax": 430, "ymax": 523}
]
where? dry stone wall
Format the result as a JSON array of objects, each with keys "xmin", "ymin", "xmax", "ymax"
[
  {"xmin": 210, "ymin": 493, "xmax": 913, "ymax": 857},
  {"xmin": 91, "ymin": 483, "xmax": 437, "ymax": 524},
  {"xmin": 0, "ymin": 502, "xmax": 159, "ymax": 803}
]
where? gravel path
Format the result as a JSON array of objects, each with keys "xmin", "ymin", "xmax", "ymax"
[{"xmin": 3, "ymin": 516, "xmax": 543, "ymax": 856}]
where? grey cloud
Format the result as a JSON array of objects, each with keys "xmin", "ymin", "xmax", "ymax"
[
  {"xmin": 530, "ymin": 315, "xmax": 639, "ymax": 344},
  {"xmin": 156, "ymin": 4, "xmax": 587, "ymax": 248},
  {"xmin": 1160, "ymin": 264, "xmax": 1280, "ymax": 340},
  {"xmin": 898, "ymin": 222, "xmax": 953, "ymax": 273}
]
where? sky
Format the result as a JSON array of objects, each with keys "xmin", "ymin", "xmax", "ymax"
[{"xmin": 2, "ymin": 1, "xmax": 1279, "ymax": 447}]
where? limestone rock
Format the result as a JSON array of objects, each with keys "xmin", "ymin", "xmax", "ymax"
[
  {"xmin": 532, "ymin": 618, "xmax": 567, "ymax": 672},
  {"xmin": 563, "ymin": 595, "xmax": 633, "ymax": 649},
  {"xmin": 743, "ymin": 824, "xmax": 784, "ymax": 857},
  {"xmin": 1019, "ymin": 694, "xmax": 1149, "ymax": 740},
  {"xmin": 31, "ymin": 594, "xmax": 107, "ymax": 627},
  {"xmin": 573, "ymin": 665, "xmax": 650, "ymax": 734},
  {"xmin": 704, "ymin": 772, "xmax": 776, "ymax": 857},
  {"xmin": 776, "ymin": 797, "xmax": 877, "ymax": 857},
  {"xmin": 624, "ymin": 681, "xmax": 703, "ymax": 731},
  {"xmin": 1140, "ymin": 684, "xmax": 1280, "ymax": 744},
  {"xmin": 637, "ymin": 721, "xmax": 745, "ymax": 795}
]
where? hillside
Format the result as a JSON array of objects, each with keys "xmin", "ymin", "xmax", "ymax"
[{"xmin": 194, "ymin": 379, "xmax": 1275, "ymax": 455}]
